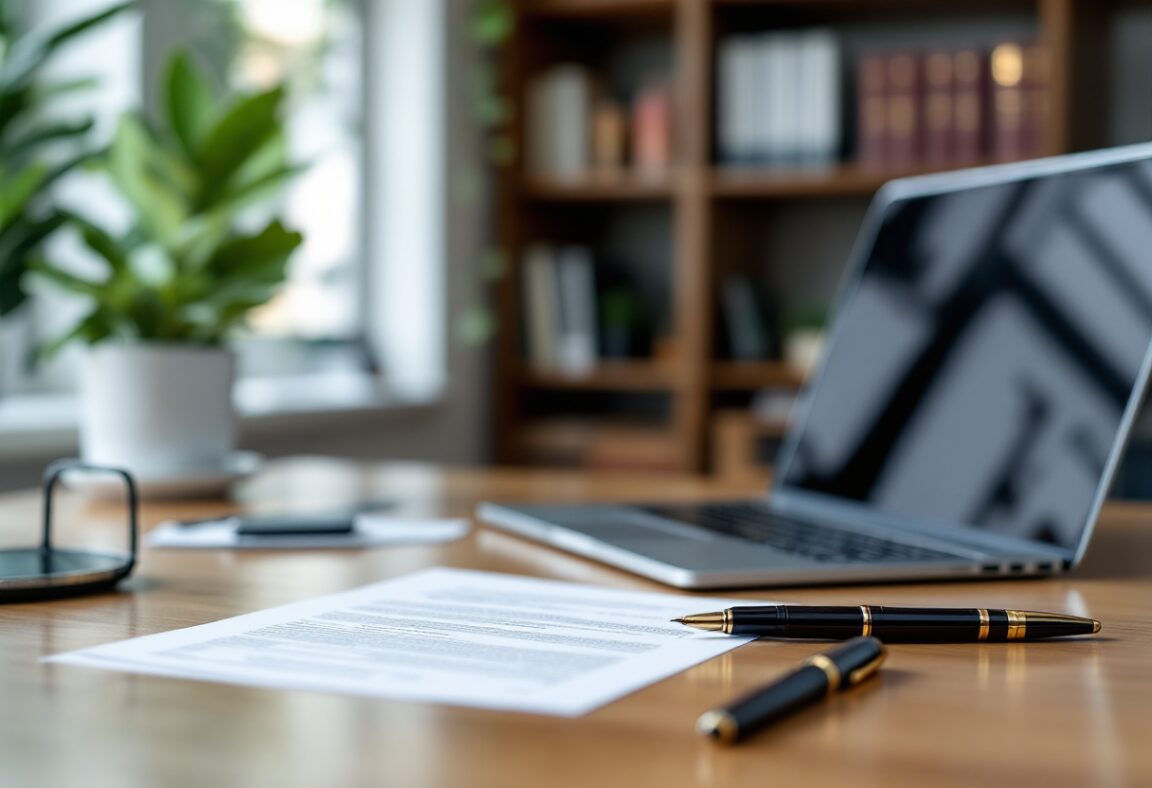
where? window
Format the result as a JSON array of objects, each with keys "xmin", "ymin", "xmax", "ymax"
[{"xmin": 0, "ymin": 0, "xmax": 446, "ymax": 425}]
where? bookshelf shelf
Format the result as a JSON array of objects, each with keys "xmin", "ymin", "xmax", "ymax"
[
  {"xmin": 521, "ymin": 176, "xmax": 674, "ymax": 202},
  {"xmin": 711, "ymin": 163, "xmax": 975, "ymax": 199},
  {"xmin": 523, "ymin": 0, "xmax": 672, "ymax": 19},
  {"xmin": 494, "ymin": 0, "xmax": 1106, "ymax": 474},
  {"xmin": 710, "ymin": 361, "xmax": 806, "ymax": 390},
  {"xmin": 521, "ymin": 361, "xmax": 676, "ymax": 390}
]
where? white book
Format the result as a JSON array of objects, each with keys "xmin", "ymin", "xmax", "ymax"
[
  {"xmin": 556, "ymin": 246, "xmax": 598, "ymax": 373},
  {"xmin": 720, "ymin": 36, "xmax": 758, "ymax": 164},
  {"xmin": 548, "ymin": 65, "xmax": 592, "ymax": 178},
  {"xmin": 764, "ymin": 33, "xmax": 802, "ymax": 165},
  {"xmin": 522, "ymin": 244, "xmax": 560, "ymax": 369},
  {"xmin": 797, "ymin": 29, "xmax": 840, "ymax": 164}
]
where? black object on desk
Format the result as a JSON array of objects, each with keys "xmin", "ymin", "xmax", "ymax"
[
  {"xmin": 233, "ymin": 513, "xmax": 356, "ymax": 537},
  {"xmin": 0, "ymin": 459, "xmax": 138, "ymax": 603},
  {"xmin": 697, "ymin": 636, "xmax": 885, "ymax": 744},
  {"xmin": 674, "ymin": 604, "xmax": 1101, "ymax": 642}
]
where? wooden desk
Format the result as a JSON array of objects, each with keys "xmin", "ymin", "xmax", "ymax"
[{"xmin": 2, "ymin": 458, "xmax": 1150, "ymax": 787}]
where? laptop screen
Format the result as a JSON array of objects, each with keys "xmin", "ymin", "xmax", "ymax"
[{"xmin": 777, "ymin": 152, "xmax": 1152, "ymax": 552}]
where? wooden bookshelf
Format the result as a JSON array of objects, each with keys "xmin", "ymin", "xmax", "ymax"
[
  {"xmin": 710, "ymin": 361, "xmax": 805, "ymax": 390},
  {"xmin": 520, "ymin": 360, "xmax": 676, "ymax": 390},
  {"xmin": 522, "ymin": 176, "xmax": 674, "ymax": 202},
  {"xmin": 493, "ymin": 0, "xmax": 1110, "ymax": 473},
  {"xmin": 523, "ymin": 0, "xmax": 672, "ymax": 19},
  {"xmin": 711, "ymin": 162, "xmax": 1001, "ymax": 199}
]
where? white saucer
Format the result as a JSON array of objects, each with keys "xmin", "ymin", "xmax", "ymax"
[{"xmin": 67, "ymin": 452, "xmax": 265, "ymax": 501}]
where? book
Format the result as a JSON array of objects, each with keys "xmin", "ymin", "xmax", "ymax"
[
  {"xmin": 856, "ymin": 52, "xmax": 888, "ymax": 167},
  {"xmin": 1022, "ymin": 43, "xmax": 1050, "ymax": 158},
  {"xmin": 526, "ymin": 65, "xmax": 593, "ymax": 179},
  {"xmin": 721, "ymin": 276, "xmax": 770, "ymax": 361},
  {"xmin": 796, "ymin": 29, "xmax": 841, "ymax": 166},
  {"xmin": 763, "ymin": 32, "xmax": 797, "ymax": 165},
  {"xmin": 631, "ymin": 84, "xmax": 672, "ymax": 176},
  {"xmin": 952, "ymin": 48, "xmax": 987, "ymax": 164},
  {"xmin": 717, "ymin": 30, "xmax": 840, "ymax": 167},
  {"xmin": 591, "ymin": 97, "xmax": 627, "ymax": 173},
  {"xmin": 884, "ymin": 52, "xmax": 921, "ymax": 166},
  {"xmin": 991, "ymin": 42, "xmax": 1025, "ymax": 161},
  {"xmin": 556, "ymin": 246, "xmax": 598, "ymax": 373},
  {"xmin": 522, "ymin": 244, "xmax": 561, "ymax": 370},
  {"xmin": 922, "ymin": 51, "xmax": 954, "ymax": 165},
  {"xmin": 990, "ymin": 41, "xmax": 1048, "ymax": 161}
]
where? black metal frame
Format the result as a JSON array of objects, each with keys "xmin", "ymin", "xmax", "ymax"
[{"xmin": 0, "ymin": 459, "xmax": 139, "ymax": 603}]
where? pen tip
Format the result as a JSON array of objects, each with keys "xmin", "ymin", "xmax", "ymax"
[{"xmin": 670, "ymin": 618, "xmax": 684, "ymax": 624}]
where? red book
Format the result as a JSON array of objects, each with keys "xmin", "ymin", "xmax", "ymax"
[
  {"xmin": 952, "ymin": 48, "xmax": 988, "ymax": 164},
  {"xmin": 884, "ymin": 53, "xmax": 921, "ymax": 167},
  {"xmin": 921, "ymin": 51, "xmax": 954, "ymax": 165},
  {"xmin": 1022, "ymin": 43, "xmax": 1050, "ymax": 157},
  {"xmin": 856, "ymin": 53, "xmax": 888, "ymax": 167}
]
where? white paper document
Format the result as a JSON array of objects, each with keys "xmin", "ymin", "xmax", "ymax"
[
  {"xmin": 145, "ymin": 515, "xmax": 470, "ymax": 549},
  {"xmin": 47, "ymin": 568, "xmax": 755, "ymax": 716}
]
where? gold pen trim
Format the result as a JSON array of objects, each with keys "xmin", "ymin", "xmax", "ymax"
[
  {"xmin": 847, "ymin": 645, "xmax": 887, "ymax": 685},
  {"xmin": 1006, "ymin": 610, "xmax": 1027, "ymax": 641},
  {"xmin": 860, "ymin": 605, "xmax": 872, "ymax": 637},
  {"xmin": 696, "ymin": 709, "xmax": 739, "ymax": 744},
  {"xmin": 977, "ymin": 609, "xmax": 990, "ymax": 641},
  {"xmin": 723, "ymin": 607, "xmax": 732, "ymax": 635},
  {"xmin": 806, "ymin": 654, "xmax": 842, "ymax": 696}
]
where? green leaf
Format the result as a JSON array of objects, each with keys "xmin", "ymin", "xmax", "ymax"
[
  {"xmin": 204, "ymin": 219, "xmax": 303, "ymax": 284},
  {"xmin": 164, "ymin": 51, "xmax": 214, "ymax": 160},
  {"xmin": 5, "ymin": 117, "xmax": 95, "ymax": 160},
  {"xmin": 172, "ymin": 211, "xmax": 232, "ymax": 271},
  {"xmin": 0, "ymin": 161, "xmax": 47, "ymax": 229},
  {"xmin": 107, "ymin": 114, "xmax": 187, "ymax": 245},
  {"xmin": 29, "ymin": 261, "xmax": 104, "ymax": 297},
  {"xmin": 212, "ymin": 162, "xmax": 304, "ymax": 214},
  {"xmin": 0, "ymin": 248, "xmax": 26, "ymax": 315},
  {"xmin": 196, "ymin": 87, "xmax": 284, "ymax": 192},
  {"xmin": 0, "ymin": 84, "xmax": 34, "ymax": 143},
  {"xmin": 0, "ymin": 211, "xmax": 68, "ymax": 315},
  {"xmin": 68, "ymin": 212, "xmax": 130, "ymax": 275},
  {"xmin": 3, "ymin": 2, "xmax": 133, "ymax": 89},
  {"xmin": 31, "ymin": 76, "xmax": 101, "ymax": 103}
]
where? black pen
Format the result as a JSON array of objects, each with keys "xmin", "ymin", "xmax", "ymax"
[
  {"xmin": 674, "ymin": 605, "xmax": 1101, "ymax": 642},
  {"xmin": 697, "ymin": 636, "xmax": 886, "ymax": 744}
]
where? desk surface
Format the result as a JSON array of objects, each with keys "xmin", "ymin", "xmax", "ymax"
[{"xmin": 1, "ymin": 458, "xmax": 1150, "ymax": 788}]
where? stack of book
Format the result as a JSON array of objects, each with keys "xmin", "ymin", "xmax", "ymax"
[
  {"xmin": 526, "ymin": 64, "xmax": 673, "ymax": 180},
  {"xmin": 715, "ymin": 29, "xmax": 842, "ymax": 167},
  {"xmin": 857, "ymin": 42, "xmax": 1050, "ymax": 169},
  {"xmin": 521, "ymin": 244, "xmax": 599, "ymax": 373}
]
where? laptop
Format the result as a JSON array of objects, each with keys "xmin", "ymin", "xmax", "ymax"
[{"xmin": 479, "ymin": 143, "xmax": 1152, "ymax": 589}]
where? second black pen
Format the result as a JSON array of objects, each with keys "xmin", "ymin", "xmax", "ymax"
[{"xmin": 673, "ymin": 605, "xmax": 1101, "ymax": 642}]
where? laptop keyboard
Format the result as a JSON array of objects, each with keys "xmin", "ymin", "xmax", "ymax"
[{"xmin": 641, "ymin": 503, "xmax": 964, "ymax": 564}]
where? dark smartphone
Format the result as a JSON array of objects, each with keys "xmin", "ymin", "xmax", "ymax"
[{"xmin": 233, "ymin": 514, "xmax": 356, "ymax": 537}]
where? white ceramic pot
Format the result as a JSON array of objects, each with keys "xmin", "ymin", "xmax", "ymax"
[{"xmin": 79, "ymin": 344, "xmax": 236, "ymax": 477}]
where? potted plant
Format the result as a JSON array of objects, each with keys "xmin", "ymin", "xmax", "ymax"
[
  {"xmin": 32, "ymin": 51, "xmax": 304, "ymax": 481},
  {"xmin": 782, "ymin": 304, "xmax": 828, "ymax": 377}
]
